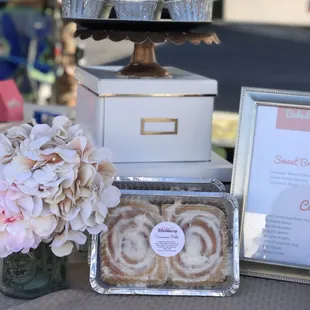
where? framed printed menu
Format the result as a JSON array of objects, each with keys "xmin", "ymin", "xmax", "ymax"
[{"xmin": 231, "ymin": 87, "xmax": 310, "ymax": 284}]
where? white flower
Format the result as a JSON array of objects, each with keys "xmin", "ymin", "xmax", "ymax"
[
  {"xmin": 82, "ymin": 147, "xmax": 113, "ymax": 164},
  {"xmin": 52, "ymin": 116, "xmax": 83, "ymax": 144},
  {"xmin": 47, "ymin": 147, "xmax": 120, "ymax": 237},
  {"xmin": 6, "ymin": 124, "xmax": 32, "ymax": 144},
  {"xmin": 49, "ymin": 194, "xmax": 80, "ymax": 222},
  {"xmin": 78, "ymin": 163, "xmax": 97, "ymax": 187},
  {"xmin": 100, "ymin": 186, "xmax": 121, "ymax": 209},
  {"xmin": 3, "ymin": 135, "xmax": 80, "ymax": 197},
  {"xmin": 81, "ymin": 147, "xmax": 117, "ymax": 187},
  {"xmin": 20, "ymin": 136, "xmax": 53, "ymax": 162},
  {"xmin": 0, "ymin": 116, "xmax": 121, "ymax": 257},
  {"xmin": 0, "ymin": 134, "xmax": 14, "ymax": 163},
  {"xmin": 0, "ymin": 183, "xmax": 57, "ymax": 257},
  {"xmin": 3, "ymin": 154, "xmax": 34, "ymax": 184},
  {"xmin": 30, "ymin": 123, "xmax": 54, "ymax": 141},
  {"xmin": 50, "ymin": 223, "xmax": 87, "ymax": 257},
  {"xmin": 69, "ymin": 174, "xmax": 120, "ymax": 235},
  {"xmin": 67, "ymin": 136, "xmax": 92, "ymax": 157},
  {"xmin": 52, "ymin": 116, "xmax": 72, "ymax": 141},
  {"xmin": 0, "ymin": 182, "xmax": 42, "ymax": 218},
  {"xmin": 97, "ymin": 161, "xmax": 117, "ymax": 187},
  {"xmin": 31, "ymin": 205, "xmax": 58, "ymax": 239}
]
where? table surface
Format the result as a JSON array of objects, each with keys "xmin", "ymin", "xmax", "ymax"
[{"xmin": 1, "ymin": 252, "xmax": 309, "ymax": 310}]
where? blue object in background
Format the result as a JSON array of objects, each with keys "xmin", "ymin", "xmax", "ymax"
[
  {"xmin": 0, "ymin": 13, "xmax": 20, "ymax": 80},
  {"xmin": 34, "ymin": 111, "xmax": 60, "ymax": 126},
  {"xmin": 0, "ymin": 7, "xmax": 54, "ymax": 98}
]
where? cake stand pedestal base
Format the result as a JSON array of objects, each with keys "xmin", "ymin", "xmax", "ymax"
[{"xmin": 117, "ymin": 41, "xmax": 171, "ymax": 78}]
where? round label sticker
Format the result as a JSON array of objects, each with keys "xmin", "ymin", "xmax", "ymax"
[{"xmin": 150, "ymin": 222, "xmax": 185, "ymax": 257}]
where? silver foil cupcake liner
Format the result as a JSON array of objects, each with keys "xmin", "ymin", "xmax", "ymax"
[
  {"xmin": 62, "ymin": 0, "xmax": 106, "ymax": 18},
  {"xmin": 114, "ymin": 0, "xmax": 160, "ymax": 21},
  {"xmin": 165, "ymin": 0, "xmax": 215, "ymax": 21}
]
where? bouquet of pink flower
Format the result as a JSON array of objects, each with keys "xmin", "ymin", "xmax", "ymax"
[{"xmin": 0, "ymin": 116, "xmax": 120, "ymax": 257}]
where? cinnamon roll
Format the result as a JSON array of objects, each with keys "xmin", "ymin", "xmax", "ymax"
[
  {"xmin": 101, "ymin": 203, "xmax": 167, "ymax": 286},
  {"xmin": 163, "ymin": 203, "xmax": 228, "ymax": 287}
]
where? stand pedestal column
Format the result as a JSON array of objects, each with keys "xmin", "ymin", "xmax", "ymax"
[{"xmin": 117, "ymin": 41, "xmax": 171, "ymax": 78}]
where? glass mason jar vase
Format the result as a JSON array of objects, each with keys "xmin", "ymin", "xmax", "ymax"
[{"xmin": 0, "ymin": 243, "xmax": 68, "ymax": 299}]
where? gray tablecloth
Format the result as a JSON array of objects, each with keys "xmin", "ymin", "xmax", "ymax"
[{"xmin": 1, "ymin": 253, "xmax": 309, "ymax": 310}]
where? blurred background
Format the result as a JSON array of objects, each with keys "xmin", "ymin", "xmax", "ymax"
[{"xmin": 1, "ymin": 0, "xmax": 310, "ymax": 160}]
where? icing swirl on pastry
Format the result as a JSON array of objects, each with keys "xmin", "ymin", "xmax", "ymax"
[
  {"xmin": 165, "ymin": 203, "xmax": 227, "ymax": 286},
  {"xmin": 101, "ymin": 204, "xmax": 167, "ymax": 286}
]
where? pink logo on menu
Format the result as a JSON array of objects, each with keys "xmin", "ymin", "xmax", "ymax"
[{"xmin": 276, "ymin": 107, "xmax": 310, "ymax": 132}]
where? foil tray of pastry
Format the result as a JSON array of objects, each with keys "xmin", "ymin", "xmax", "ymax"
[
  {"xmin": 82, "ymin": 178, "xmax": 226, "ymax": 257},
  {"xmin": 90, "ymin": 190, "xmax": 239, "ymax": 296},
  {"xmin": 114, "ymin": 177, "xmax": 227, "ymax": 192}
]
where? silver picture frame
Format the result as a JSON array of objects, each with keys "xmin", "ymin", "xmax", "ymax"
[{"xmin": 231, "ymin": 87, "xmax": 310, "ymax": 284}]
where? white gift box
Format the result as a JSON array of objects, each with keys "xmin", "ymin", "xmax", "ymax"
[{"xmin": 75, "ymin": 66, "xmax": 217, "ymax": 163}]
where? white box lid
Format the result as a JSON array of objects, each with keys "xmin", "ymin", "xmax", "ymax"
[{"xmin": 75, "ymin": 66, "xmax": 218, "ymax": 96}]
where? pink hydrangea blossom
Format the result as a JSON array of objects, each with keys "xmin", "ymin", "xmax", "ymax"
[
  {"xmin": 0, "ymin": 183, "xmax": 57, "ymax": 257},
  {"xmin": 0, "ymin": 116, "xmax": 121, "ymax": 257}
]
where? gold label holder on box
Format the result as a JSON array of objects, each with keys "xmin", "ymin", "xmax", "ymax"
[{"xmin": 141, "ymin": 118, "xmax": 178, "ymax": 135}]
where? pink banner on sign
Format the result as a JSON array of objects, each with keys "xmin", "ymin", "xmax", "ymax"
[{"xmin": 276, "ymin": 107, "xmax": 310, "ymax": 132}]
